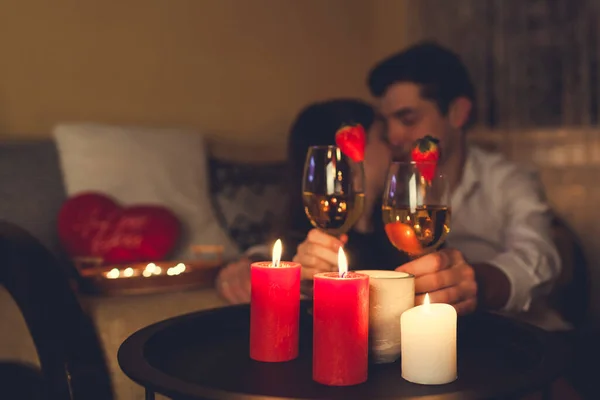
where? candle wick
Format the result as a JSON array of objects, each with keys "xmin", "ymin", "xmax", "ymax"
[{"xmin": 340, "ymin": 271, "xmax": 347, "ymax": 278}]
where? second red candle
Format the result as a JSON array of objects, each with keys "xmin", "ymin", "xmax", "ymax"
[{"xmin": 313, "ymin": 269, "xmax": 369, "ymax": 386}]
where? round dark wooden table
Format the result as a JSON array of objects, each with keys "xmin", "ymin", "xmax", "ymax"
[{"xmin": 118, "ymin": 301, "xmax": 568, "ymax": 400}]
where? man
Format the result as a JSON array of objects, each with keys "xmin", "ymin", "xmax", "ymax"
[
  {"xmin": 294, "ymin": 42, "xmax": 566, "ymax": 330},
  {"xmin": 219, "ymin": 42, "xmax": 567, "ymax": 330}
]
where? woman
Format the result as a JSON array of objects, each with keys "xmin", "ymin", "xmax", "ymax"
[
  {"xmin": 279, "ymin": 99, "xmax": 376, "ymax": 258},
  {"xmin": 216, "ymin": 98, "xmax": 404, "ymax": 304}
]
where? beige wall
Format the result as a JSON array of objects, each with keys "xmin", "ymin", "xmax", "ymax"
[
  {"xmin": 0, "ymin": 0, "xmax": 409, "ymax": 149},
  {"xmin": 370, "ymin": 0, "xmax": 410, "ymax": 61}
]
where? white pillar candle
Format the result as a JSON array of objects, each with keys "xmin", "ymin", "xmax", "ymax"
[{"xmin": 400, "ymin": 293, "xmax": 457, "ymax": 385}]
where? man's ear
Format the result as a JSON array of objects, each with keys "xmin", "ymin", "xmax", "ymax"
[{"xmin": 448, "ymin": 97, "xmax": 472, "ymax": 129}]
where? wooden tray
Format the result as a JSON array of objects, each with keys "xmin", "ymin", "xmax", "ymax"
[{"xmin": 77, "ymin": 259, "xmax": 223, "ymax": 296}]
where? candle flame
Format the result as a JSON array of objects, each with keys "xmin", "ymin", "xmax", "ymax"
[
  {"xmin": 143, "ymin": 262, "xmax": 162, "ymax": 276},
  {"xmin": 423, "ymin": 293, "xmax": 431, "ymax": 311},
  {"xmin": 338, "ymin": 247, "xmax": 348, "ymax": 278},
  {"xmin": 167, "ymin": 263, "xmax": 187, "ymax": 276},
  {"xmin": 176, "ymin": 262, "xmax": 186, "ymax": 273},
  {"xmin": 272, "ymin": 239, "xmax": 282, "ymax": 267},
  {"xmin": 106, "ymin": 268, "xmax": 120, "ymax": 279}
]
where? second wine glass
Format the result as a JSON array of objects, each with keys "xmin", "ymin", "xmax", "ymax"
[
  {"xmin": 302, "ymin": 145, "xmax": 365, "ymax": 237},
  {"xmin": 382, "ymin": 161, "xmax": 451, "ymax": 258}
]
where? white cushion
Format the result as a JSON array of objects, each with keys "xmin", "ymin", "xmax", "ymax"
[{"xmin": 53, "ymin": 123, "xmax": 240, "ymax": 261}]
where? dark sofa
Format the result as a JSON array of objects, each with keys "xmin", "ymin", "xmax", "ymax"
[{"xmin": 0, "ymin": 141, "xmax": 67, "ymax": 259}]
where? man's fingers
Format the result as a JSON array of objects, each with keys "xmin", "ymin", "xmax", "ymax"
[
  {"xmin": 460, "ymin": 278, "xmax": 478, "ymax": 301},
  {"xmin": 413, "ymin": 262, "xmax": 473, "ymax": 294},
  {"xmin": 415, "ymin": 286, "xmax": 460, "ymax": 305},
  {"xmin": 396, "ymin": 248, "xmax": 465, "ymax": 277},
  {"xmin": 397, "ymin": 249, "xmax": 477, "ymax": 316},
  {"xmin": 453, "ymin": 298, "xmax": 477, "ymax": 316},
  {"xmin": 415, "ymin": 279, "xmax": 477, "ymax": 306},
  {"xmin": 413, "ymin": 268, "xmax": 460, "ymax": 294},
  {"xmin": 396, "ymin": 250, "xmax": 452, "ymax": 276}
]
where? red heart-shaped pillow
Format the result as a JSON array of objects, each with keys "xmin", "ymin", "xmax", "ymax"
[{"xmin": 58, "ymin": 192, "xmax": 181, "ymax": 265}]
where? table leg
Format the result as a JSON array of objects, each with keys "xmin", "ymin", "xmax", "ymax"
[{"xmin": 145, "ymin": 388, "xmax": 155, "ymax": 400}]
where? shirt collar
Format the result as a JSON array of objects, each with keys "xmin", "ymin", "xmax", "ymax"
[
  {"xmin": 462, "ymin": 146, "xmax": 481, "ymax": 193},
  {"xmin": 450, "ymin": 145, "xmax": 480, "ymax": 211}
]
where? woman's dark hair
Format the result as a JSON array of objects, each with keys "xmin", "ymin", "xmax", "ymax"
[{"xmin": 275, "ymin": 98, "xmax": 374, "ymax": 257}]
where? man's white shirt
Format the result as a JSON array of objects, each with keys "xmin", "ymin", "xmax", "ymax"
[{"xmin": 448, "ymin": 145, "xmax": 568, "ymax": 331}]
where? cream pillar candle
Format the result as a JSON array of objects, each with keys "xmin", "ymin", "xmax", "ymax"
[
  {"xmin": 355, "ymin": 270, "xmax": 414, "ymax": 364},
  {"xmin": 400, "ymin": 293, "xmax": 457, "ymax": 385}
]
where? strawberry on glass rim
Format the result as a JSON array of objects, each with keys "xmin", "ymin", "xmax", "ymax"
[
  {"xmin": 411, "ymin": 135, "xmax": 440, "ymax": 182},
  {"xmin": 335, "ymin": 123, "xmax": 366, "ymax": 162}
]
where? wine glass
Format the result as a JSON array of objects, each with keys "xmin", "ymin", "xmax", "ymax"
[
  {"xmin": 382, "ymin": 161, "xmax": 450, "ymax": 258},
  {"xmin": 302, "ymin": 145, "xmax": 365, "ymax": 237}
]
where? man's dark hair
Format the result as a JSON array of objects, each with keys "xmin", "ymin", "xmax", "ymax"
[{"xmin": 368, "ymin": 41, "xmax": 476, "ymax": 125}]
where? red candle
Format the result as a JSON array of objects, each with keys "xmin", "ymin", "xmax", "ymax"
[
  {"xmin": 250, "ymin": 239, "xmax": 301, "ymax": 362},
  {"xmin": 313, "ymin": 248, "xmax": 369, "ymax": 386}
]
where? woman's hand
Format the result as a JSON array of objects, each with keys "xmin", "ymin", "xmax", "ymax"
[
  {"xmin": 293, "ymin": 229, "xmax": 347, "ymax": 280},
  {"xmin": 215, "ymin": 257, "xmax": 252, "ymax": 304}
]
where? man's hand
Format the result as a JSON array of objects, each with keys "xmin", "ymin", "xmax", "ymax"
[
  {"xmin": 215, "ymin": 257, "xmax": 252, "ymax": 304},
  {"xmin": 396, "ymin": 248, "xmax": 478, "ymax": 315},
  {"xmin": 292, "ymin": 229, "xmax": 347, "ymax": 280}
]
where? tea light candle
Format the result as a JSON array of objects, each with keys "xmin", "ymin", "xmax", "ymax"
[
  {"xmin": 400, "ymin": 293, "xmax": 457, "ymax": 385},
  {"xmin": 313, "ymin": 248, "xmax": 369, "ymax": 386},
  {"xmin": 250, "ymin": 239, "xmax": 301, "ymax": 362}
]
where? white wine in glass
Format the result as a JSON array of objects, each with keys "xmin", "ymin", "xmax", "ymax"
[
  {"xmin": 302, "ymin": 145, "xmax": 365, "ymax": 237},
  {"xmin": 382, "ymin": 161, "xmax": 450, "ymax": 258}
]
